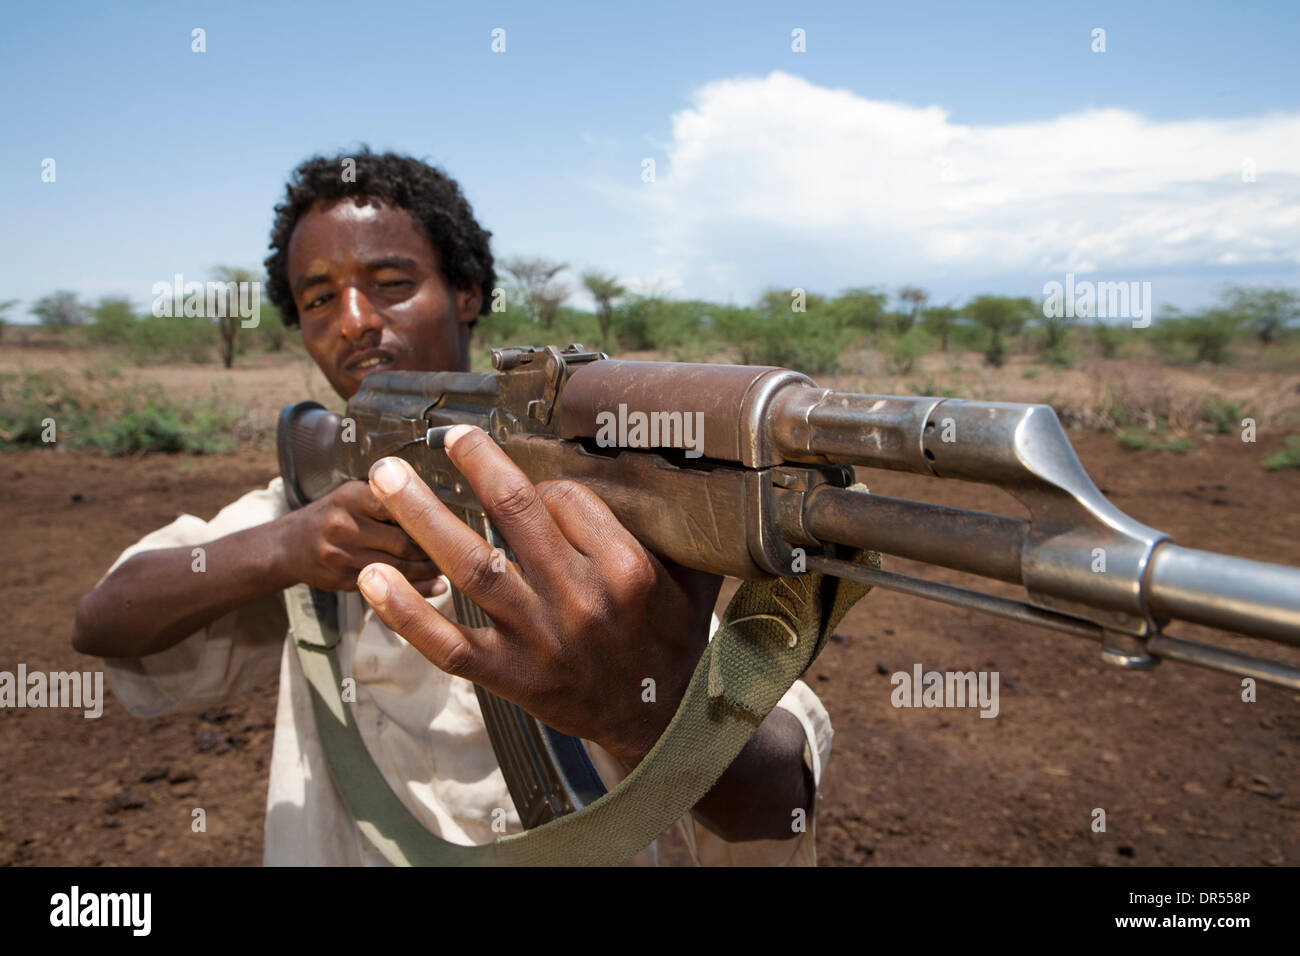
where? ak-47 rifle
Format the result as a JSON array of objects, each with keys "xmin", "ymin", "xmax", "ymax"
[{"xmin": 278, "ymin": 343, "xmax": 1300, "ymax": 834}]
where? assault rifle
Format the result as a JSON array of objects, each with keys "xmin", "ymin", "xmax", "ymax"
[{"xmin": 278, "ymin": 344, "xmax": 1300, "ymax": 833}]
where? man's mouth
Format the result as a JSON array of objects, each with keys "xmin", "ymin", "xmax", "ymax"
[{"xmin": 344, "ymin": 349, "xmax": 399, "ymax": 376}]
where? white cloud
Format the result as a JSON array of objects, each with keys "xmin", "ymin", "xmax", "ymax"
[{"xmin": 636, "ymin": 71, "xmax": 1300, "ymax": 299}]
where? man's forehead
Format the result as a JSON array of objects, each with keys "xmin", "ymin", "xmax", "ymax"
[
  {"xmin": 288, "ymin": 196, "xmax": 432, "ymax": 269},
  {"xmin": 316, "ymin": 195, "xmax": 387, "ymax": 224}
]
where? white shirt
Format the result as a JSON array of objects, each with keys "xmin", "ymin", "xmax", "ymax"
[{"xmin": 97, "ymin": 478, "xmax": 834, "ymax": 865}]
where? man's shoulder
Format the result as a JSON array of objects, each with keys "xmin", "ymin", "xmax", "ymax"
[
  {"xmin": 164, "ymin": 475, "xmax": 288, "ymax": 539},
  {"xmin": 208, "ymin": 475, "xmax": 289, "ymax": 525},
  {"xmin": 105, "ymin": 477, "xmax": 288, "ymax": 577}
]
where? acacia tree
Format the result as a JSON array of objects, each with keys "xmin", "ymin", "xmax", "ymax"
[
  {"xmin": 828, "ymin": 287, "xmax": 888, "ymax": 333},
  {"xmin": 1222, "ymin": 286, "xmax": 1299, "ymax": 345},
  {"xmin": 582, "ymin": 271, "xmax": 625, "ymax": 346},
  {"xmin": 966, "ymin": 295, "xmax": 1035, "ymax": 367},
  {"xmin": 0, "ymin": 299, "xmax": 17, "ymax": 342},
  {"xmin": 897, "ymin": 286, "xmax": 929, "ymax": 333},
  {"xmin": 921, "ymin": 304, "xmax": 959, "ymax": 352},
  {"xmin": 30, "ymin": 291, "xmax": 87, "ymax": 328},
  {"xmin": 211, "ymin": 266, "xmax": 259, "ymax": 368},
  {"xmin": 502, "ymin": 257, "xmax": 569, "ymax": 330}
]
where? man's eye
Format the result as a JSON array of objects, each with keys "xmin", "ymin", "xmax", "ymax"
[
  {"xmin": 379, "ymin": 280, "xmax": 412, "ymax": 288},
  {"xmin": 304, "ymin": 292, "xmax": 333, "ymax": 310}
]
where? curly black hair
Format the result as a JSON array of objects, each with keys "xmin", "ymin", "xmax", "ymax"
[{"xmin": 264, "ymin": 148, "xmax": 495, "ymax": 328}]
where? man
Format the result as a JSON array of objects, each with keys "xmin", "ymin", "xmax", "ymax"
[{"xmin": 73, "ymin": 150, "xmax": 833, "ymax": 865}]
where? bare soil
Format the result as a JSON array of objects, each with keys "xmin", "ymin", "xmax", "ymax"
[{"xmin": 2, "ymin": 345, "xmax": 1298, "ymax": 866}]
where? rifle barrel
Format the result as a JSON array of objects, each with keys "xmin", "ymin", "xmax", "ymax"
[
  {"xmin": 803, "ymin": 486, "xmax": 1026, "ymax": 583},
  {"xmin": 1147, "ymin": 544, "xmax": 1300, "ymax": 648}
]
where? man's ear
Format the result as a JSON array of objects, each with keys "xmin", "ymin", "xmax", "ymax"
[{"xmin": 455, "ymin": 285, "xmax": 482, "ymax": 325}]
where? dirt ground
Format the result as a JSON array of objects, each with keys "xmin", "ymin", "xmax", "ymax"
[{"xmin": 2, "ymin": 345, "xmax": 1298, "ymax": 866}]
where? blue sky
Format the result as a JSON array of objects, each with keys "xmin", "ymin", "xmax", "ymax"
[{"xmin": 2, "ymin": 0, "xmax": 1298, "ymax": 320}]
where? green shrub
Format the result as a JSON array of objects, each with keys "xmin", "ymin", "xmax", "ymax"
[
  {"xmin": 0, "ymin": 371, "xmax": 238, "ymax": 455},
  {"xmin": 1092, "ymin": 323, "xmax": 1124, "ymax": 358},
  {"xmin": 127, "ymin": 315, "xmax": 215, "ymax": 365},
  {"xmin": 84, "ymin": 297, "xmax": 139, "ymax": 346},
  {"xmin": 1201, "ymin": 397, "xmax": 1246, "ymax": 435},
  {"xmin": 906, "ymin": 379, "xmax": 958, "ymax": 398},
  {"xmin": 1261, "ymin": 436, "xmax": 1300, "ymax": 471},
  {"xmin": 473, "ymin": 301, "xmax": 537, "ymax": 349},
  {"xmin": 883, "ymin": 329, "xmax": 930, "ymax": 375},
  {"xmin": 713, "ymin": 306, "xmax": 847, "ymax": 373},
  {"xmin": 1153, "ymin": 310, "xmax": 1240, "ymax": 365},
  {"xmin": 1117, "ymin": 428, "xmax": 1194, "ymax": 453},
  {"xmin": 0, "ymin": 371, "xmax": 95, "ymax": 447}
]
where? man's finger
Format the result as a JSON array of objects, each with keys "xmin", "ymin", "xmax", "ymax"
[
  {"xmin": 366, "ymin": 456, "xmax": 536, "ymax": 628},
  {"xmin": 352, "ymin": 551, "xmax": 439, "ymax": 582},
  {"xmin": 356, "ymin": 515, "xmax": 433, "ymax": 562},
  {"xmin": 442, "ymin": 425, "xmax": 584, "ymax": 588},
  {"xmin": 409, "ymin": 577, "xmax": 449, "ymax": 598},
  {"xmin": 357, "ymin": 564, "xmax": 490, "ymax": 681},
  {"xmin": 536, "ymin": 479, "xmax": 642, "ymax": 560},
  {"xmin": 336, "ymin": 479, "xmax": 393, "ymax": 521}
]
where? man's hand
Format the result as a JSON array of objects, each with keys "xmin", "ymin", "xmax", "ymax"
[
  {"xmin": 355, "ymin": 424, "xmax": 722, "ymax": 768},
  {"xmin": 279, "ymin": 480, "xmax": 445, "ymax": 598}
]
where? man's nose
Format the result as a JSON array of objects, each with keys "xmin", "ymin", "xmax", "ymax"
[{"xmin": 339, "ymin": 286, "xmax": 383, "ymax": 341}]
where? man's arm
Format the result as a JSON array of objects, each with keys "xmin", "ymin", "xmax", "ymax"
[
  {"xmin": 687, "ymin": 707, "xmax": 811, "ymax": 842},
  {"xmin": 73, "ymin": 520, "xmax": 292, "ymax": 658},
  {"xmin": 72, "ymin": 481, "xmax": 440, "ymax": 659}
]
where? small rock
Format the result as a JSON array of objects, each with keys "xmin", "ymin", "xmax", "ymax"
[
  {"xmin": 69, "ymin": 492, "xmax": 84, "ymax": 504},
  {"xmin": 196, "ymin": 730, "xmax": 220, "ymax": 752},
  {"xmin": 109, "ymin": 792, "xmax": 147, "ymax": 813},
  {"xmin": 167, "ymin": 768, "xmax": 196, "ymax": 785},
  {"xmin": 1249, "ymin": 784, "xmax": 1284, "ymax": 799},
  {"xmin": 139, "ymin": 766, "xmax": 168, "ymax": 783},
  {"xmin": 876, "ymin": 663, "xmax": 889, "ymax": 676},
  {"xmin": 1183, "ymin": 781, "xmax": 1207, "ymax": 796}
]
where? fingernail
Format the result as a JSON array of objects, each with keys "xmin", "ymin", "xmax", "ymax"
[
  {"xmin": 431, "ymin": 578, "xmax": 448, "ymax": 596},
  {"xmin": 358, "ymin": 566, "xmax": 390, "ymax": 604},
  {"xmin": 369, "ymin": 457, "xmax": 408, "ymax": 495},
  {"xmin": 443, "ymin": 424, "xmax": 474, "ymax": 452}
]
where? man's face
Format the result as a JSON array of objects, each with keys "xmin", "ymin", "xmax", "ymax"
[{"xmin": 286, "ymin": 196, "xmax": 481, "ymax": 399}]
